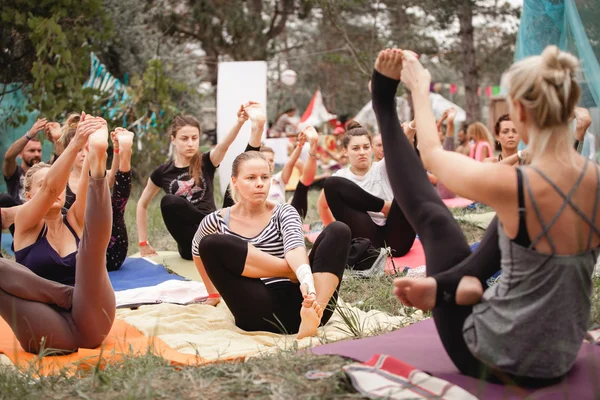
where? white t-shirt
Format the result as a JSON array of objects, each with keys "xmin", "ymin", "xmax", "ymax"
[
  {"xmin": 267, "ymin": 171, "xmax": 287, "ymax": 204},
  {"xmin": 332, "ymin": 159, "xmax": 393, "ymax": 226}
]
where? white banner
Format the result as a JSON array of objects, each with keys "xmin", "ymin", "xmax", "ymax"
[
  {"xmin": 216, "ymin": 61, "xmax": 267, "ymax": 195},
  {"xmin": 263, "ymin": 137, "xmax": 290, "ymax": 166}
]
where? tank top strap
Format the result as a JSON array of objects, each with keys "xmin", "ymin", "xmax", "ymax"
[
  {"xmin": 37, "ymin": 223, "xmax": 48, "ymax": 241},
  {"xmin": 527, "ymin": 158, "xmax": 600, "ymax": 250},
  {"xmin": 520, "ymin": 169, "xmax": 557, "ymax": 253},
  {"xmin": 63, "ymin": 216, "xmax": 80, "ymax": 243}
]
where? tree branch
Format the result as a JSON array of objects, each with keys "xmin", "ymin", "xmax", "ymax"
[{"xmin": 266, "ymin": 0, "xmax": 293, "ymax": 40}]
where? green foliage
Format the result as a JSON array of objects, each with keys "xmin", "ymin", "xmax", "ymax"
[
  {"xmin": 122, "ymin": 58, "xmax": 198, "ymax": 183},
  {"xmin": 0, "ymin": 0, "xmax": 111, "ymax": 123}
]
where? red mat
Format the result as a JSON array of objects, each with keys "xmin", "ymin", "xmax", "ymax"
[
  {"xmin": 385, "ymin": 239, "xmax": 425, "ymax": 273},
  {"xmin": 442, "ymin": 197, "xmax": 474, "ymax": 208}
]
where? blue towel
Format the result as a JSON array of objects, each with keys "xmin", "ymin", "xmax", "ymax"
[
  {"xmin": 108, "ymin": 257, "xmax": 186, "ymax": 292},
  {"xmin": 1, "ymin": 231, "xmax": 14, "ymax": 257}
]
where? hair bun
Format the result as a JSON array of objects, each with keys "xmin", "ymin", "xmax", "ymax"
[
  {"xmin": 345, "ymin": 120, "xmax": 362, "ymax": 131},
  {"xmin": 541, "ymin": 46, "xmax": 578, "ymax": 86}
]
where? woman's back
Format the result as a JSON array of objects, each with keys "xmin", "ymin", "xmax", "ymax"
[
  {"xmin": 507, "ymin": 155, "xmax": 600, "ymax": 255},
  {"xmin": 465, "ymin": 155, "xmax": 600, "ymax": 379}
]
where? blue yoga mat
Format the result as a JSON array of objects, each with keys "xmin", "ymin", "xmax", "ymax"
[
  {"xmin": 108, "ymin": 257, "xmax": 186, "ymax": 292},
  {"xmin": 1, "ymin": 231, "xmax": 14, "ymax": 257}
]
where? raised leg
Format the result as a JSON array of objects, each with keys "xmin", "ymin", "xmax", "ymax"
[{"xmin": 106, "ymin": 170, "xmax": 131, "ymax": 271}]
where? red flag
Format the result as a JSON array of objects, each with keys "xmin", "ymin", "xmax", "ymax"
[{"xmin": 449, "ymin": 84, "xmax": 457, "ymax": 94}]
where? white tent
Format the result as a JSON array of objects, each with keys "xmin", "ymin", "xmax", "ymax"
[{"xmin": 354, "ymin": 93, "xmax": 467, "ymax": 133}]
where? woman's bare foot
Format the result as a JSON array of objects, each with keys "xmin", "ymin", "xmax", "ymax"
[
  {"xmin": 88, "ymin": 119, "xmax": 109, "ymax": 179},
  {"xmin": 394, "ymin": 275, "xmax": 484, "ymax": 311},
  {"xmin": 374, "ymin": 49, "xmax": 402, "ymax": 80},
  {"xmin": 245, "ymin": 103, "xmax": 267, "ymax": 124},
  {"xmin": 297, "ymin": 301, "xmax": 322, "ymax": 340},
  {"xmin": 117, "ymin": 129, "xmax": 134, "ymax": 152},
  {"xmin": 394, "ymin": 277, "xmax": 436, "ymax": 310},
  {"xmin": 455, "ymin": 276, "xmax": 483, "ymax": 306}
]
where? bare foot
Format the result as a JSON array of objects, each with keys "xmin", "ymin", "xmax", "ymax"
[
  {"xmin": 116, "ymin": 129, "xmax": 134, "ymax": 152},
  {"xmin": 245, "ymin": 103, "xmax": 266, "ymax": 124},
  {"xmin": 88, "ymin": 120, "xmax": 109, "ymax": 179},
  {"xmin": 89, "ymin": 123, "xmax": 108, "ymax": 149},
  {"xmin": 297, "ymin": 301, "xmax": 322, "ymax": 340},
  {"xmin": 393, "ymin": 277, "xmax": 437, "ymax": 310},
  {"xmin": 374, "ymin": 48, "xmax": 402, "ymax": 80},
  {"xmin": 447, "ymin": 107, "xmax": 457, "ymax": 120},
  {"xmin": 394, "ymin": 275, "xmax": 484, "ymax": 311},
  {"xmin": 304, "ymin": 126, "xmax": 319, "ymax": 141},
  {"xmin": 455, "ymin": 276, "xmax": 483, "ymax": 306}
]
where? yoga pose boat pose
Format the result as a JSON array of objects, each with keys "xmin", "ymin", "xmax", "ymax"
[
  {"xmin": 192, "ymin": 151, "xmax": 350, "ymax": 339},
  {"xmin": 59, "ymin": 120, "xmax": 134, "ymax": 271},
  {"xmin": 319, "ymin": 121, "xmax": 416, "ymax": 256},
  {"xmin": 0, "ymin": 114, "xmax": 116, "ymax": 354},
  {"xmin": 374, "ymin": 47, "xmax": 599, "ymax": 386},
  {"xmin": 137, "ymin": 109, "xmax": 247, "ymax": 260}
]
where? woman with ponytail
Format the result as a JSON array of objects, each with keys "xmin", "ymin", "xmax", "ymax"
[{"xmin": 136, "ymin": 108, "xmax": 249, "ymax": 260}]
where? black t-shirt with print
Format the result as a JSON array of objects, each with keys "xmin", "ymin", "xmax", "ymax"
[
  {"xmin": 150, "ymin": 151, "xmax": 218, "ymax": 215},
  {"xmin": 3, "ymin": 165, "xmax": 24, "ymax": 204}
]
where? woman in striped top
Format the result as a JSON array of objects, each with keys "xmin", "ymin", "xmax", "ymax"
[{"xmin": 192, "ymin": 151, "xmax": 351, "ymax": 339}]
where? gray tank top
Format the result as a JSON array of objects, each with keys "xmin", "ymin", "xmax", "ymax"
[{"xmin": 463, "ymin": 160, "xmax": 600, "ymax": 379}]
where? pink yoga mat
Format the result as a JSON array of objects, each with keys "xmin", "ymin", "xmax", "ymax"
[
  {"xmin": 311, "ymin": 318, "xmax": 600, "ymax": 399},
  {"xmin": 385, "ymin": 239, "xmax": 425, "ymax": 273},
  {"xmin": 443, "ymin": 197, "xmax": 475, "ymax": 208}
]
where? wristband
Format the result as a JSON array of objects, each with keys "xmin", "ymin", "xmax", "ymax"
[
  {"xmin": 517, "ymin": 150, "xmax": 523, "ymax": 160},
  {"xmin": 114, "ymin": 149, "xmax": 120, "ymax": 154},
  {"xmin": 25, "ymin": 132, "xmax": 32, "ymax": 141},
  {"xmin": 139, "ymin": 240, "xmax": 148, "ymax": 247},
  {"xmin": 295, "ymin": 264, "xmax": 316, "ymax": 295},
  {"xmin": 208, "ymin": 293, "xmax": 221, "ymax": 299}
]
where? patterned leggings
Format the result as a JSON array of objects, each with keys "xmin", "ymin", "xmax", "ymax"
[{"xmin": 106, "ymin": 171, "xmax": 132, "ymax": 271}]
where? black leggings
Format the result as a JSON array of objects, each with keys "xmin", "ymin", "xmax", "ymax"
[
  {"xmin": 161, "ymin": 195, "xmax": 209, "ymax": 260},
  {"xmin": 106, "ymin": 171, "xmax": 132, "ymax": 271},
  {"xmin": 371, "ymin": 70, "xmax": 560, "ymax": 387},
  {"xmin": 324, "ymin": 177, "xmax": 415, "ymax": 256},
  {"xmin": 198, "ymin": 221, "xmax": 350, "ymax": 334}
]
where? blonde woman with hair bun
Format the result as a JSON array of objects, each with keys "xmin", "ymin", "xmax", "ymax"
[{"xmin": 370, "ymin": 46, "xmax": 599, "ymax": 387}]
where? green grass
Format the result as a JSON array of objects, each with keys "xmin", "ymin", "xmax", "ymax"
[
  {"xmin": 1, "ymin": 176, "xmax": 600, "ymax": 398},
  {"xmin": 0, "ymin": 352, "xmax": 358, "ymax": 400}
]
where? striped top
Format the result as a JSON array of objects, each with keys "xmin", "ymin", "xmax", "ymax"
[{"xmin": 191, "ymin": 203, "xmax": 305, "ymax": 285}]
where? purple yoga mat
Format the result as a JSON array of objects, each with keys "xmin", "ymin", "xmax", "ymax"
[{"xmin": 312, "ymin": 318, "xmax": 600, "ymax": 399}]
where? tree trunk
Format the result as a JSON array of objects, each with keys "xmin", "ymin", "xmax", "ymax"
[{"xmin": 458, "ymin": 0, "xmax": 480, "ymax": 122}]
